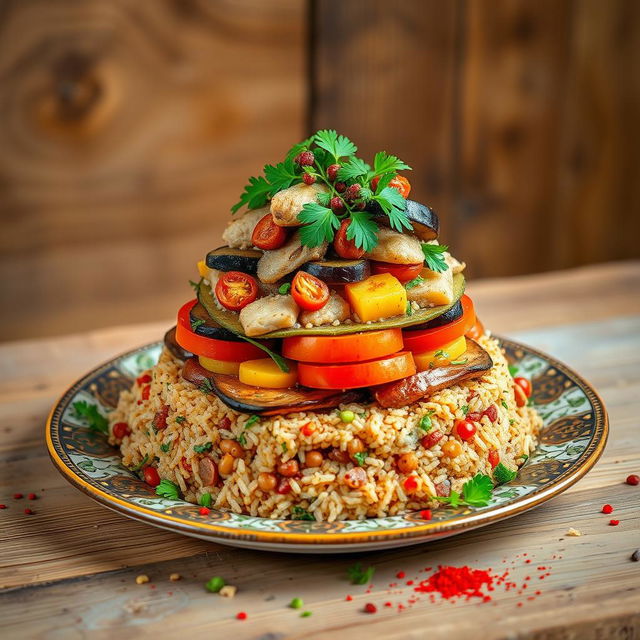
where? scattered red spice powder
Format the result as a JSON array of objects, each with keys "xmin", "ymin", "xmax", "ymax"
[
  {"xmin": 609, "ymin": 519, "xmax": 620, "ymax": 526},
  {"xmin": 345, "ymin": 595, "xmax": 353, "ymax": 601},
  {"xmin": 414, "ymin": 565, "xmax": 494, "ymax": 600},
  {"xmin": 384, "ymin": 601, "xmax": 392, "ymax": 607},
  {"xmin": 136, "ymin": 373, "xmax": 152, "ymax": 386},
  {"xmin": 13, "ymin": 493, "xmax": 23, "ymax": 499},
  {"xmin": 626, "ymin": 474, "xmax": 639, "ymax": 486},
  {"xmin": 199, "ymin": 507, "xmax": 210, "ymax": 516},
  {"xmin": 27, "ymin": 493, "xmax": 37, "ymax": 501},
  {"xmin": 0, "ymin": 504, "xmax": 6, "ymax": 509},
  {"xmin": 236, "ymin": 612, "xmax": 247, "ymax": 620},
  {"xmin": 525, "ymin": 559, "xmax": 531, "ymax": 564},
  {"xmin": 406, "ymin": 580, "xmax": 414, "ymax": 586},
  {"xmin": 364, "ymin": 603, "xmax": 377, "ymax": 614},
  {"xmin": 602, "ymin": 504, "xmax": 613, "ymax": 514},
  {"xmin": 396, "ymin": 571, "xmax": 405, "ymax": 579},
  {"xmin": 24, "ymin": 508, "xmax": 34, "ymax": 515}
]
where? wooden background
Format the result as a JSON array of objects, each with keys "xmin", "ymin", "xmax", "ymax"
[{"xmin": 1, "ymin": 0, "xmax": 639, "ymax": 341}]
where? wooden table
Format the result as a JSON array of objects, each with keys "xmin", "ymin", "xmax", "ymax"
[{"xmin": 1, "ymin": 261, "xmax": 639, "ymax": 639}]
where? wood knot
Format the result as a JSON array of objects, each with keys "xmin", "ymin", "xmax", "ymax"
[{"xmin": 52, "ymin": 52, "xmax": 102, "ymax": 122}]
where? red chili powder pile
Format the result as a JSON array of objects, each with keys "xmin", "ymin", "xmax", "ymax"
[{"xmin": 414, "ymin": 565, "xmax": 494, "ymax": 601}]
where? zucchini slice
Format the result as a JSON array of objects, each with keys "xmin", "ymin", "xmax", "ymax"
[
  {"xmin": 300, "ymin": 259, "xmax": 370, "ymax": 284},
  {"xmin": 205, "ymin": 246, "xmax": 263, "ymax": 274},
  {"xmin": 198, "ymin": 273, "xmax": 465, "ymax": 339},
  {"xmin": 403, "ymin": 299, "xmax": 463, "ymax": 332},
  {"xmin": 189, "ymin": 302, "xmax": 245, "ymax": 341}
]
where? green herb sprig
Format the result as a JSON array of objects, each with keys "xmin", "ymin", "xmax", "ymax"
[
  {"xmin": 72, "ymin": 401, "xmax": 108, "ymax": 435},
  {"xmin": 156, "ymin": 479, "xmax": 181, "ymax": 500},
  {"xmin": 436, "ymin": 473, "xmax": 493, "ymax": 508},
  {"xmin": 347, "ymin": 562, "xmax": 375, "ymax": 585}
]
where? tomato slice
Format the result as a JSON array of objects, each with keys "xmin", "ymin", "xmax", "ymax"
[
  {"xmin": 251, "ymin": 213, "xmax": 288, "ymax": 250},
  {"xmin": 215, "ymin": 271, "xmax": 259, "ymax": 311},
  {"xmin": 370, "ymin": 174, "xmax": 411, "ymax": 198},
  {"xmin": 333, "ymin": 219, "xmax": 365, "ymax": 259},
  {"xmin": 291, "ymin": 271, "xmax": 330, "ymax": 311},
  {"xmin": 298, "ymin": 351, "xmax": 416, "ymax": 389},
  {"xmin": 371, "ymin": 261, "xmax": 424, "ymax": 283},
  {"xmin": 282, "ymin": 329, "xmax": 403, "ymax": 363},
  {"xmin": 403, "ymin": 295, "xmax": 476, "ymax": 352},
  {"xmin": 175, "ymin": 300, "xmax": 268, "ymax": 360}
]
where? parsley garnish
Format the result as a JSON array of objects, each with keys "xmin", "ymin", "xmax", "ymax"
[
  {"xmin": 190, "ymin": 318, "xmax": 205, "ymax": 332},
  {"xmin": 278, "ymin": 282, "xmax": 291, "ymax": 295},
  {"xmin": 291, "ymin": 506, "xmax": 315, "ymax": 521},
  {"xmin": 508, "ymin": 365, "xmax": 519, "ymax": 377},
  {"xmin": 130, "ymin": 454, "xmax": 149, "ymax": 472},
  {"xmin": 436, "ymin": 473, "xmax": 493, "ymax": 508},
  {"xmin": 156, "ymin": 479, "xmax": 181, "ymax": 500},
  {"xmin": 353, "ymin": 451, "xmax": 368, "ymax": 466},
  {"xmin": 406, "ymin": 301, "xmax": 413, "ymax": 316},
  {"xmin": 461, "ymin": 405, "xmax": 469, "ymax": 415},
  {"xmin": 281, "ymin": 442, "xmax": 288, "ymax": 453},
  {"xmin": 519, "ymin": 454, "xmax": 529, "ymax": 461},
  {"xmin": 199, "ymin": 378, "xmax": 214, "ymax": 394},
  {"xmin": 175, "ymin": 416, "xmax": 186, "ymax": 423},
  {"xmin": 237, "ymin": 334, "xmax": 290, "ymax": 373},
  {"xmin": 419, "ymin": 411, "xmax": 435, "ymax": 432},
  {"xmin": 237, "ymin": 433, "xmax": 247, "ymax": 446},
  {"xmin": 370, "ymin": 186, "xmax": 412, "ymax": 232},
  {"xmin": 314, "ymin": 129, "xmax": 358, "ymax": 161},
  {"xmin": 449, "ymin": 357, "xmax": 468, "ymax": 365},
  {"xmin": 371, "ymin": 150, "xmax": 411, "ymax": 177},
  {"xmin": 298, "ymin": 202, "xmax": 340, "ymax": 247},
  {"xmin": 72, "ymin": 400, "xmax": 108, "ymax": 435},
  {"xmin": 405, "ymin": 276, "xmax": 424, "ymax": 290},
  {"xmin": 501, "ymin": 400, "xmax": 509, "ymax": 410},
  {"xmin": 245, "ymin": 415, "xmax": 260, "ymax": 429},
  {"xmin": 160, "ymin": 442, "xmax": 172, "ymax": 453},
  {"xmin": 189, "ymin": 278, "xmax": 201, "ymax": 293},
  {"xmin": 422, "ymin": 243, "xmax": 449, "ymax": 273},
  {"xmin": 199, "ymin": 493, "xmax": 212, "ymax": 508},
  {"xmin": 493, "ymin": 463, "xmax": 517, "ymax": 485},
  {"xmin": 509, "ymin": 419, "xmax": 516, "ymax": 425},
  {"xmin": 347, "ymin": 562, "xmax": 375, "ymax": 585},
  {"xmin": 194, "ymin": 442, "xmax": 213, "ymax": 453}
]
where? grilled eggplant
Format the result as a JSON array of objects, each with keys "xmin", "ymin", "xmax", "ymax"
[
  {"xmin": 371, "ymin": 199, "xmax": 439, "ymax": 241},
  {"xmin": 404, "ymin": 299, "xmax": 463, "ymax": 331},
  {"xmin": 300, "ymin": 258, "xmax": 370, "ymax": 284},
  {"xmin": 205, "ymin": 246, "xmax": 263, "ymax": 275},
  {"xmin": 189, "ymin": 302, "xmax": 244, "ymax": 341},
  {"xmin": 164, "ymin": 326, "xmax": 193, "ymax": 361}
]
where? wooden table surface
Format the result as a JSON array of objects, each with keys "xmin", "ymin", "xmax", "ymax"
[{"xmin": 1, "ymin": 261, "xmax": 639, "ymax": 639}]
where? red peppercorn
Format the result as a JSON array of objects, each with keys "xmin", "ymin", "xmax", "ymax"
[
  {"xmin": 488, "ymin": 449, "xmax": 500, "ymax": 468},
  {"xmin": 327, "ymin": 164, "xmax": 341, "ymax": 181},
  {"xmin": 27, "ymin": 493, "xmax": 37, "ymax": 500},
  {"xmin": 0, "ymin": 504, "xmax": 6, "ymax": 509},
  {"xmin": 345, "ymin": 594, "xmax": 353, "ymax": 601},
  {"xmin": 384, "ymin": 601, "xmax": 392, "ymax": 607},
  {"xmin": 335, "ymin": 182, "xmax": 347, "ymax": 193},
  {"xmin": 609, "ymin": 519, "xmax": 620, "ymax": 526},
  {"xmin": 420, "ymin": 509, "xmax": 432, "ymax": 520},
  {"xmin": 626, "ymin": 474, "xmax": 640, "ymax": 486},
  {"xmin": 13, "ymin": 493, "xmax": 23, "ymax": 499},
  {"xmin": 396, "ymin": 571, "xmax": 405, "ymax": 579},
  {"xmin": 112, "ymin": 422, "xmax": 131, "ymax": 439},
  {"xmin": 199, "ymin": 507, "xmax": 210, "ymax": 516},
  {"xmin": 345, "ymin": 184, "xmax": 361, "ymax": 201},
  {"xmin": 602, "ymin": 504, "xmax": 613, "ymax": 514},
  {"xmin": 455, "ymin": 419, "xmax": 476, "ymax": 441},
  {"xmin": 295, "ymin": 150, "xmax": 315, "ymax": 166},
  {"xmin": 302, "ymin": 172, "xmax": 316, "ymax": 185},
  {"xmin": 236, "ymin": 611, "xmax": 247, "ymax": 620},
  {"xmin": 364, "ymin": 602, "xmax": 377, "ymax": 614},
  {"xmin": 24, "ymin": 508, "xmax": 34, "ymax": 515},
  {"xmin": 421, "ymin": 430, "xmax": 444, "ymax": 449},
  {"xmin": 136, "ymin": 373, "xmax": 152, "ymax": 386},
  {"xmin": 141, "ymin": 385, "xmax": 151, "ymax": 401},
  {"xmin": 330, "ymin": 196, "xmax": 345, "ymax": 213},
  {"xmin": 143, "ymin": 466, "xmax": 161, "ymax": 488},
  {"xmin": 483, "ymin": 405, "xmax": 498, "ymax": 422}
]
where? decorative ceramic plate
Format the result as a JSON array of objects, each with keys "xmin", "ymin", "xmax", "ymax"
[{"xmin": 47, "ymin": 337, "xmax": 607, "ymax": 553}]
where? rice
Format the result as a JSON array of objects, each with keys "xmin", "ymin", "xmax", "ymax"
[{"xmin": 109, "ymin": 335, "xmax": 541, "ymax": 521}]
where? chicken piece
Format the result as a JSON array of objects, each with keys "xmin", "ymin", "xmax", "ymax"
[
  {"xmin": 445, "ymin": 252, "xmax": 466, "ymax": 274},
  {"xmin": 406, "ymin": 266, "xmax": 454, "ymax": 307},
  {"xmin": 222, "ymin": 207, "xmax": 268, "ymax": 249},
  {"xmin": 270, "ymin": 183, "xmax": 329, "ymax": 227},
  {"xmin": 239, "ymin": 295, "xmax": 299, "ymax": 337},
  {"xmin": 299, "ymin": 291, "xmax": 350, "ymax": 327},
  {"xmin": 364, "ymin": 227, "xmax": 424, "ymax": 265},
  {"xmin": 257, "ymin": 231, "xmax": 327, "ymax": 283}
]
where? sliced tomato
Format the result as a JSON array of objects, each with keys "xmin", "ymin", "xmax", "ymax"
[
  {"xmin": 333, "ymin": 219, "xmax": 365, "ymax": 259},
  {"xmin": 291, "ymin": 271, "xmax": 330, "ymax": 311},
  {"xmin": 175, "ymin": 300, "xmax": 268, "ymax": 360},
  {"xmin": 215, "ymin": 271, "xmax": 259, "ymax": 311},
  {"xmin": 403, "ymin": 295, "xmax": 475, "ymax": 353},
  {"xmin": 371, "ymin": 261, "xmax": 423, "ymax": 283},
  {"xmin": 298, "ymin": 351, "xmax": 416, "ymax": 390},
  {"xmin": 466, "ymin": 316, "xmax": 485, "ymax": 341},
  {"xmin": 251, "ymin": 213, "xmax": 288, "ymax": 250},
  {"xmin": 282, "ymin": 329, "xmax": 403, "ymax": 364}
]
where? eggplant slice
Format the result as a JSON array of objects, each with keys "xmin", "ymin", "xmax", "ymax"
[
  {"xmin": 164, "ymin": 326, "xmax": 193, "ymax": 361},
  {"xmin": 189, "ymin": 302, "xmax": 245, "ymax": 341},
  {"xmin": 182, "ymin": 357, "xmax": 367, "ymax": 415},
  {"xmin": 300, "ymin": 258, "xmax": 370, "ymax": 284},
  {"xmin": 371, "ymin": 199, "xmax": 439, "ymax": 241},
  {"xmin": 205, "ymin": 246, "xmax": 263, "ymax": 275},
  {"xmin": 198, "ymin": 273, "xmax": 465, "ymax": 338},
  {"xmin": 374, "ymin": 339, "xmax": 493, "ymax": 408}
]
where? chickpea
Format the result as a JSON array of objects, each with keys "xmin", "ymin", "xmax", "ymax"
[
  {"xmin": 397, "ymin": 452, "xmax": 418, "ymax": 473},
  {"xmin": 277, "ymin": 459, "xmax": 300, "ymax": 477},
  {"xmin": 305, "ymin": 451, "xmax": 324, "ymax": 468},
  {"xmin": 220, "ymin": 438, "xmax": 243, "ymax": 458},
  {"xmin": 257, "ymin": 472, "xmax": 277, "ymax": 492},
  {"xmin": 347, "ymin": 437, "xmax": 364, "ymax": 459},
  {"xmin": 218, "ymin": 453, "xmax": 235, "ymax": 476},
  {"xmin": 442, "ymin": 440, "xmax": 463, "ymax": 458}
]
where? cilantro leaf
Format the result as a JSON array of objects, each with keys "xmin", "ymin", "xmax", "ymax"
[
  {"xmin": 231, "ymin": 175, "xmax": 272, "ymax": 214},
  {"xmin": 422, "ymin": 243, "xmax": 449, "ymax": 273},
  {"xmin": 131, "ymin": 454, "xmax": 149, "ymax": 472},
  {"xmin": 237, "ymin": 433, "xmax": 247, "ymax": 446},
  {"xmin": 160, "ymin": 442, "xmax": 172, "ymax": 453},
  {"xmin": 72, "ymin": 400, "xmax": 108, "ymax": 435},
  {"xmin": 371, "ymin": 151, "xmax": 411, "ymax": 177},
  {"xmin": 199, "ymin": 378, "xmax": 214, "ymax": 394},
  {"xmin": 461, "ymin": 405, "xmax": 469, "ymax": 415},
  {"xmin": 353, "ymin": 451, "xmax": 367, "ymax": 466},
  {"xmin": 156, "ymin": 479, "xmax": 181, "ymax": 500},
  {"xmin": 462, "ymin": 474, "xmax": 494, "ymax": 506},
  {"xmin": 314, "ymin": 129, "xmax": 357, "ymax": 161},
  {"xmin": 239, "ymin": 335, "xmax": 290, "ymax": 373},
  {"xmin": 291, "ymin": 506, "xmax": 315, "ymax": 521},
  {"xmin": 372, "ymin": 187, "xmax": 412, "ymax": 232},
  {"xmin": 347, "ymin": 562, "xmax": 375, "ymax": 585},
  {"xmin": 199, "ymin": 492, "xmax": 212, "ymax": 508},
  {"xmin": 493, "ymin": 463, "xmax": 517, "ymax": 485},
  {"xmin": 406, "ymin": 301, "xmax": 413, "ymax": 315},
  {"xmin": 508, "ymin": 364, "xmax": 519, "ymax": 377},
  {"xmin": 419, "ymin": 412, "xmax": 434, "ymax": 432},
  {"xmin": 175, "ymin": 416, "xmax": 186, "ymax": 423},
  {"xmin": 245, "ymin": 414, "xmax": 260, "ymax": 429},
  {"xmin": 190, "ymin": 318, "xmax": 205, "ymax": 332},
  {"xmin": 337, "ymin": 156, "xmax": 370, "ymax": 182},
  {"xmin": 264, "ymin": 157, "xmax": 299, "ymax": 193},
  {"xmin": 346, "ymin": 210, "xmax": 379, "ymax": 251},
  {"xmin": 298, "ymin": 202, "xmax": 340, "ymax": 247},
  {"xmin": 316, "ymin": 191, "xmax": 331, "ymax": 207},
  {"xmin": 405, "ymin": 276, "xmax": 424, "ymax": 290},
  {"xmin": 281, "ymin": 442, "xmax": 288, "ymax": 453},
  {"xmin": 194, "ymin": 442, "xmax": 213, "ymax": 453}
]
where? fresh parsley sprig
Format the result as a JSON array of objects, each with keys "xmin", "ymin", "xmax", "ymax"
[
  {"xmin": 72, "ymin": 400, "xmax": 108, "ymax": 435},
  {"xmin": 422, "ymin": 243, "xmax": 449, "ymax": 273},
  {"xmin": 347, "ymin": 562, "xmax": 375, "ymax": 585},
  {"xmin": 435, "ymin": 473, "xmax": 494, "ymax": 508}
]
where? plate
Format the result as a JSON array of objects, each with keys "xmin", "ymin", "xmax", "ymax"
[{"xmin": 46, "ymin": 337, "xmax": 608, "ymax": 553}]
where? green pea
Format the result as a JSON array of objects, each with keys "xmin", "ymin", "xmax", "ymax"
[
  {"xmin": 340, "ymin": 410, "xmax": 355, "ymax": 423},
  {"xmin": 301, "ymin": 611, "xmax": 312, "ymax": 617},
  {"xmin": 290, "ymin": 597, "xmax": 304, "ymax": 609},
  {"xmin": 205, "ymin": 576, "xmax": 225, "ymax": 593}
]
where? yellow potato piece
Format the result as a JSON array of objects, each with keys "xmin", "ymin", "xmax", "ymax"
[
  {"xmin": 197, "ymin": 259, "xmax": 209, "ymax": 279},
  {"xmin": 239, "ymin": 358, "xmax": 298, "ymax": 389},
  {"xmin": 413, "ymin": 336, "xmax": 467, "ymax": 371},
  {"xmin": 198, "ymin": 356, "xmax": 241, "ymax": 375},
  {"xmin": 345, "ymin": 273, "xmax": 407, "ymax": 323}
]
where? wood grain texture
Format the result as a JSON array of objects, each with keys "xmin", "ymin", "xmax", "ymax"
[
  {"xmin": 0, "ymin": 0, "xmax": 305, "ymax": 341},
  {"xmin": 0, "ymin": 262, "xmax": 639, "ymax": 638}
]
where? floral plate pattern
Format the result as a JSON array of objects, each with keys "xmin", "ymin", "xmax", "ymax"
[{"xmin": 46, "ymin": 337, "xmax": 608, "ymax": 553}]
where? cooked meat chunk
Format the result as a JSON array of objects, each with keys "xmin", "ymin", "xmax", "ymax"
[
  {"xmin": 299, "ymin": 291, "xmax": 350, "ymax": 327},
  {"xmin": 270, "ymin": 183, "xmax": 329, "ymax": 227},
  {"xmin": 222, "ymin": 207, "xmax": 268, "ymax": 249},
  {"xmin": 257, "ymin": 231, "xmax": 327, "ymax": 283},
  {"xmin": 364, "ymin": 227, "xmax": 424, "ymax": 264},
  {"xmin": 239, "ymin": 294, "xmax": 299, "ymax": 337},
  {"xmin": 406, "ymin": 266, "xmax": 454, "ymax": 307},
  {"xmin": 444, "ymin": 252, "xmax": 466, "ymax": 274}
]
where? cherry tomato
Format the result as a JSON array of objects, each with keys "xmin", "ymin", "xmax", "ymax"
[
  {"xmin": 282, "ymin": 328, "xmax": 403, "ymax": 364},
  {"xmin": 514, "ymin": 377, "xmax": 532, "ymax": 398},
  {"xmin": 466, "ymin": 317, "xmax": 485, "ymax": 341},
  {"xmin": 143, "ymin": 466, "xmax": 160, "ymax": 487},
  {"xmin": 333, "ymin": 219, "xmax": 365, "ymax": 259},
  {"xmin": 112, "ymin": 422, "xmax": 130, "ymax": 439},
  {"xmin": 370, "ymin": 174, "xmax": 411, "ymax": 198},
  {"xmin": 251, "ymin": 213, "xmax": 288, "ymax": 250},
  {"xmin": 298, "ymin": 351, "xmax": 416, "ymax": 390},
  {"xmin": 514, "ymin": 384, "xmax": 528, "ymax": 408},
  {"xmin": 371, "ymin": 261, "xmax": 423, "ymax": 283},
  {"xmin": 291, "ymin": 271, "xmax": 330, "ymax": 312},
  {"xmin": 215, "ymin": 271, "xmax": 259, "ymax": 311},
  {"xmin": 455, "ymin": 419, "xmax": 476, "ymax": 441}
]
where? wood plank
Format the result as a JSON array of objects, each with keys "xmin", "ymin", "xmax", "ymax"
[{"xmin": 0, "ymin": 0, "xmax": 305, "ymax": 341}]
